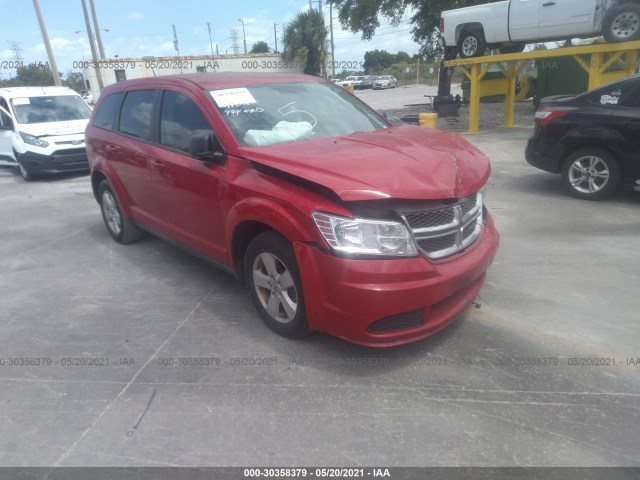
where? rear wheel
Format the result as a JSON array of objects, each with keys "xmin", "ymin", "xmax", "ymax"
[
  {"xmin": 561, "ymin": 148, "xmax": 621, "ymax": 200},
  {"xmin": 458, "ymin": 31, "xmax": 486, "ymax": 58},
  {"xmin": 98, "ymin": 180, "xmax": 143, "ymax": 243},
  {"xmin": 244, "ymin": 231, "xmax": 310, "ymax": 339},
  {"xmin": 604, "ymin": 4, "xmax": 640, "ymax": 42}
]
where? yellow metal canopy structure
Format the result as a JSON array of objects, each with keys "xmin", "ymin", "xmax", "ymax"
[{"xmin": 443, "ymin": 40, "xmax": 640, "ymax": 134}]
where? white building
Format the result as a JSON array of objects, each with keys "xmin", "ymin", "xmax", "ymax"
[{"xmin": 82, "ymin": 53, "xmax": 306, "ymax": 100}]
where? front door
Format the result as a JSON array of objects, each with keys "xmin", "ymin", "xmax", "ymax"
[
  {"xmin": 0, "ymin": 100, "xmax": 16, "ymax": 166},
  {"xmin": 510, "ymin": 0, "xmax": 540, "ymax": 41},
  {"xmin": 150, "ymin": 89, "xmax": 227, "ymax": 263}
]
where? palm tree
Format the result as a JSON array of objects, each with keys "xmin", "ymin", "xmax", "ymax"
[{"xmin": 283, "ymin": 9, "xmax": 328, "ymax": 76}]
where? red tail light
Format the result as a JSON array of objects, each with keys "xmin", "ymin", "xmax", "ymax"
[
  {"xmin": 440, "ymin": 18, "xmax": 445, "ymax": 33},
  {"xmin": 534, "ymin": 109, "xmax": 569, "ymax": 127}
]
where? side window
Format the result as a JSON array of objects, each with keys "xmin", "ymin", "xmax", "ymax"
[
  {"xmin": 118, "ymin": 90, "xmax": 156, "ymax": 141},
  {"xmin": 92, "ymin": 92, "xmax": 124, "ymax": 131},
  {"xmin": 0, "ymin": 98, "xmax": 13, "ymax": 129},
  {"xmin": 159, "ymin": 90, "xmax": 213, "ymax": 153}
]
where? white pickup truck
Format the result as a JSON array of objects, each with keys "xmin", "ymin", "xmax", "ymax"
[{"xmin": 440, "ymin": 0, "xmax": 640, "ymax": 58}]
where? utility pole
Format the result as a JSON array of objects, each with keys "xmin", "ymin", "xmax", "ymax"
[
  {"xmin": 88, "ymin": 0, "xmax": 105, "ymax": 59},
  {"xmin": 207, "ymin": 22, "xmax": 215, "ymax": 56},
  {"xmin": 238, "ymin": 19, "xmax": 247, "ymax": 54},
  {"xmin": 172, "ymin": 24, "xmax": 182, "ymax": 72},
  {"xmin": 33, "ymin": 0, "xmax": 61, "ymax": 86},
  {"xmin": 318, "ymin": 0, "xmax": 323, "ymax": 14},
  {"xmin": 80, "ymin": 0, "xmax": 102, "ymax": 89},
  {"xmin": 273, "ymin": 23, "xmax": 278, "ymax": 53},
  {"xmin": 329, "ymin": 1, "xmax": 335, "ymax": 78}
]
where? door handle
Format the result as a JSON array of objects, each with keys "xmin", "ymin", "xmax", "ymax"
[
  {"xmin": 106, "ymin": 144, "xmax": 118, "ymax": 153},
  {"xmin": 542, "ymin": 1, "xmax": 556, "ymax": 6},
  {"xmin": 150, "ymin": 159, "xmax": 164, "ymax": 168}
]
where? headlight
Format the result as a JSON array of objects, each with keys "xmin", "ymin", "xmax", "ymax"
[
  {"xmin": 19, "ymin": 132, "xmax": 49, "ymax": 148},
  {"xmin": 312, "ymin": 212, "xmax": 418, "ymax": 257}
]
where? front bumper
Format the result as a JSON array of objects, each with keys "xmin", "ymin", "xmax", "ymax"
[
  {"xmin": 294, "ymin": 214, "xmax": 499, "ymax": 347},
  {"xmin": 17, "ymin": 148, "xmax": 89, "ymax": 175}
]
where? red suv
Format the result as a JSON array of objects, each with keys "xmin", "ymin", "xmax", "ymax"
[{"xmin": 86, "ymin": 73, "xmax": 499, "ymax": 347}]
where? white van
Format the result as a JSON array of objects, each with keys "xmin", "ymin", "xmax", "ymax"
[{"xmin": 0, "ymin": 86, "xmax": 92, "ymax": 180}]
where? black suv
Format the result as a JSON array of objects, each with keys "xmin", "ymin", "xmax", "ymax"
[{"xmin": 526, "ymin": 74, "xmax": 640, "ymax": 199}]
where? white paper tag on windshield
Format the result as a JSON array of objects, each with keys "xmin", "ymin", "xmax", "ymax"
[
  {"xmin": 210, "ymin": 88, "xmax": 257, "ymax": 108},
  {"xmin": 13, "ymin": 97, "xmax": 30, "ymax": 105}
]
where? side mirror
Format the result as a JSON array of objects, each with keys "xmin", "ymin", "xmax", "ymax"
[
  {"xmin": 189, "ymin": 133, "xmax": 226, "ymax": 164},
  {"xmin": 376, "ymin": 109, "xmax": 388, "ymax": 120}
]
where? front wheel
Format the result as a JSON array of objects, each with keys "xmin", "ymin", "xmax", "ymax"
[
  {"xmin": 244, "ymin": 231, "xmax": 310, "ymax": 339},
  {"xmin": 17, "ymin": 158, "xmax": 34, "ymax": 181},
  {"xmin": 604, "ymin": 4, "xmax": 640, "ymax": 42},
  {"xmin": 561, "ymin": 148, "xmax": 621, "ymax": 200},
  {"xmin": 458, "ymin": 31, "xmax": 486, "ymax": 58}
]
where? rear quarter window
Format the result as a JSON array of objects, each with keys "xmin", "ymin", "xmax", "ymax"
[
  {"xmin": 92, "ymin": 92, "xmax": 124, "ymax": 131},
  {"xmin": 118, "ymin": 90, "xmax": 156, "ymax": 141}
]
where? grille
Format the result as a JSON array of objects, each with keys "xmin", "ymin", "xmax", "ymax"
[
  {"xmin": 405, "ymin": 208, "xmax": 455, "ymax": 229},
  {"xmin": 418, "ymin": 233, "xmax": 457, "ymax": 254},
  {"xmin": 401, "ymin": 193, "xmax": 483, "ymax": 260},
  {"xmin": 368, "ymin": 309, "xmax": 424, "ymax": 334}
]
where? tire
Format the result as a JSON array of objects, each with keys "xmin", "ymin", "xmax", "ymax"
[
  {"xmin": 16, "ymin": 157, "xmax": 34, "ymax": 181},
  {"xmin": 244, "ymin": 231, "xmax": 310, "ymax": 339},
  {"xmin": 499, "ymin": 43, "xmax": 526, "ymax": 54},
  {"xmin": 603, "ymin": 4, "xmax": 640, "ymax": 42},
  {"xmin": 98, "ymin": 180, "xmax": 143, "ymax": 244},
  {"xmin": 561, "ymin": 148, "xmax": 622, "ymax": 200},
  {"xmin": 458, "ymin": 31, "xmax": 486, "ymax": 58}
]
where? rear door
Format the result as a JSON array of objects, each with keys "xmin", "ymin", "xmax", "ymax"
[
  {"xmin": 109, "ymin": 89, "xmax": 159, "ymax": 223},
  {"xmin": 537, "ymin": 0, "xmax": 599, "ymax": 39}
]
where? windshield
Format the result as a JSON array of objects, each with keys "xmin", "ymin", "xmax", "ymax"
[
  {"xmin": 11, "ymin": 95, "xmax": 92, "ymax": 124},
  {"xmin": 210, "ymin": 82, "xmax": 388, "ymax": 147}
]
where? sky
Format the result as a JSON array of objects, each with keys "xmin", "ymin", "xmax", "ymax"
[{"xmin": 0, "ymin": 0, "xmax": 420, "ymax": 79}]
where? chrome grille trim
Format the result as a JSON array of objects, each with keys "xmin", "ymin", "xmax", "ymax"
[{"xmin": 402, "ymin": 193, "xmax": 483, "ymax": 260}]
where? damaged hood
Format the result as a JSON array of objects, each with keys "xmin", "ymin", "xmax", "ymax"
[{"xmin": 237, "ymin": 125, "xmax": 490, "ymax": 201}]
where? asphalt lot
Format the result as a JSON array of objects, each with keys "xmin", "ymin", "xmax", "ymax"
[{"xmin": 1, "ymin": 90, "xmax": 639, "ymax": 467}]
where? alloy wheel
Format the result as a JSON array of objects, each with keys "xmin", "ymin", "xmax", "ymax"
[
  {"xmin": 102, "ymin": 190, "xmax": 122, "ymax": 236},
  {"xmin": 252, "ymin": 252, "xmax": 298, "ymax": 324},
  {"xmin": 568, "ymin": 156, "xmax": 610, "ymax": 194}
]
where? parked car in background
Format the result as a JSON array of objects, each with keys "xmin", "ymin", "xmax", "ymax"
[
  {"xmin": 0, "ymin": 86, "xmax": 92, "ymax": 180},
  {"xmin": 440, "ymin": 0, "xmax": 640, "ymax": 58},
  {"xmin": 526, "ymin": 74, "xmax": 640, "ymax": 199},
  {"xmin": 373, "ymin": 75, "xmax": 398, "ymax": 90},
  {"xmin": 340, "ymin": 75, "xmax": 366, "ymax": 88},
  {"xmin": 355, "ymin": 75, "xmax": 380, "ymax": 90},
  {"xmin": 80, "ymin": 90, "xmax": 94, "ymax": 104},
  {"xmin": 85, "ymin": 72, "xmax": 498, "ymax": 347}
]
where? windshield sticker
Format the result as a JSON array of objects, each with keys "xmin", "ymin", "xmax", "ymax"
[
  {"xmin": 13, "ymin": 97, "xmax": 30, "ymax": 106},
  {"xmin": 224, "ymin": 106, "xmax": 264, "ymax": 117},
  {"xmin": 211, "ymin": 88, "xmax": 257, "ymax": 108}
]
